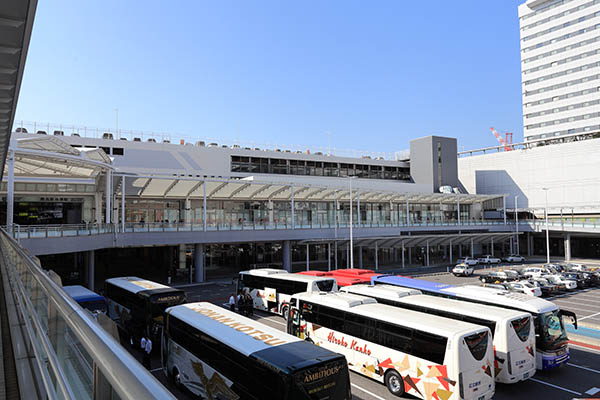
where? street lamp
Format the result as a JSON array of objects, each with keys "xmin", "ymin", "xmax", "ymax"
[
  {"xmin": 349, "ymin": 176, "xmax": 355, "ymax": 269},
  {"xmin": 515, "ymin": 195, "xmax": 519, "ymax": 255},
  {"xmin": 542, "ymin": 188, "xmax": 550, "ymax": 263}
]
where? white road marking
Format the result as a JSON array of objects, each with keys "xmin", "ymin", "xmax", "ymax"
[
  {"xmin": 567, "ymin": 362, "xmax": 600, "ymax": 374},
  {"xmin": 554, "ymin": 297, "xmax": 600, "ymax": 305},
  {"xmin": 351, "ymin": 383, "xmax": 388, "ymax": 400},
  {"xmin": 585, "ymin": 387, "xmax": 600, "ymax": 396},
  {"xmin": 529, "ymin": 378, "xmax": 581, "ymax": 395},
  {"xmin": 579, "ymin": 311, "xmax": 600, "ymax": 321},
  {"xmin": 570, "ymin": 343, "xmax": 600, "ymax": 355}
]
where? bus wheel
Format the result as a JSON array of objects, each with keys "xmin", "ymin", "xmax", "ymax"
[
  {"xmin": 384, "ymin": 369, "xmax": 404, "ymax": 397},
  {"xmin": 281, "ymin": 305, "xmax": 289, "ymax": 321},
  {"xmin": 173, "ymin": 367, "xmax": 183, "ymax": 388}
]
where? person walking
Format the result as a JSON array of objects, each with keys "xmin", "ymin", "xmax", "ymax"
[
  {"xmin": 228, "ymin": 293, "xmax": 236, "ymax": 312},
  {"xmin": 140, "ymin": 336, "xmax": 146, "ymax": 351},
  {"xmin": 143, "ymin": 336, "xmax": 153, "ymax": 369}
]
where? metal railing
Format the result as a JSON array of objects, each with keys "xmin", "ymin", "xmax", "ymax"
[
  {"xmin": 6, "ymin": 219, "xmax": 514, "ymax": 239},
  {"xmin": 0, "ymin": 228, "xmax": 176, "ymax": 400},
  {"xmin": 13, "ymin": 120, "xmax": 396, "ymax": 160}
]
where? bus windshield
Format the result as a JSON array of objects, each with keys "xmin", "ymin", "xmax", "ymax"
[
  {"xmin": 80, "ymin": 300, "xmax": 107, "ymax": 314},
  {"xmin": 315, "ymin": 280, "xmax": 335, "ymax": 292},
  {"xmin": 511, "ymin": 316, "xmax": 531, "ymax": 342},
  {"xmin": 464, "ymin": 331, "xmax": 489, "ymax": 361},
  {"xmin": 293, "ymin": 358, "xmax": 349, "ymax": 399},
  {"xmin": 151, "ymin": 293, "xmax": 186, "ymax": 321},
  {"xmin": 538, "ymin": 310, "xmax": 568, "ymax": 351}
]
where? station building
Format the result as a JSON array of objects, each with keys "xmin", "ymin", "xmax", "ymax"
[{"xmin": 4, "ymin": 125, "xmax": 512, "ymax": 287}]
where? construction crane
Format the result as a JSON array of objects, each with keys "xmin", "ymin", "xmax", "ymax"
[{"xmin": 490, "ymin": 127, "xmax": 513, "ymax": 151}]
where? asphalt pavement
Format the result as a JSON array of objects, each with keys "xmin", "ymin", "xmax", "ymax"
[{"xmin": 127, "ymin": 265, "xmax": 600, "ymax": 400}]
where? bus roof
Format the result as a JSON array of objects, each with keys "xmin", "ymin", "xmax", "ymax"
[
  {"xmin": 341, "ymin": 284, "xmax": 421, "ymax": 299},
  {"xmin": 167, "ymin": 302, "xmax": 302, "ymax": 357},
  {"xmin": 293, "ymin": 292, "xmax": 489, "ymax": 338},
  {"xmin": 373, "ymin": 275, "xmax": 452, "ymax": 293},
  {"xmin": 373, "ymin": 275, "xmax": 557, "ymax": 314},
  {"xmin": 63, "ymin": 285, "xmax": 104, "ymax": 302},
  {"xmin": 444, "ymin": 285, "xmax": 557, "ymax": 314},
  {"xmin": 329, "ymin": 269, "xmax": 380, "ymax": 277},
  {"xmin": 104, "ymin": 277, "xmax": 175, "ymax": 295},
  {"xmin": 241, "ymin": 269, "xmax": 336, "ymax": 284},
  {"xmin": 344, "ymin": 285, "xmax": 530, "ymax": 322}
]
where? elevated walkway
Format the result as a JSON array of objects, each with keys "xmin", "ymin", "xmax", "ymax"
[
  {"xmin": 0, "ymin": 229, "xmax": 176, "ymax": 400},
  {"xmin": 9, "ymin": 220, "xmax": 521, "ymax": 256}
]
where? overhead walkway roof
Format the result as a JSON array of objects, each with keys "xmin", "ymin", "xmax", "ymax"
[
  {"xmin": 3, "ymin": 136, "xmax": 112, "ymax": 179},
  {"xmin": 122, "ymin": 174, "xmax": 503, "ymax": 204},
  {"xmin": 0, "ymin": 0, "xmax": 38, "ymax": 176}
]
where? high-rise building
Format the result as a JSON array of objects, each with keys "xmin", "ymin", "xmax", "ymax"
[{"xmin": 519, "ymin": 0, "xmax": 600, "ymax": 141}]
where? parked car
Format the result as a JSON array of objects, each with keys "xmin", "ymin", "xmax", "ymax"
[
  {"xmin": 543, "ymin": 263, "xmax": 564, "ymax": 273},
  {"xmin": 562, "ymin": 272, "xmax": 589, "ymax": 289},
  {"xmin": 522, "ymin": 267, "xmax": 546, "ymax": 278},
  {"xmin": 505, "ymin": 254, "xmax": 525, "ymax": 263},
  {"xmin": 504, "ymin": 269, "xmax": 525, "ymax": 281},
  {"xmin": 505, "ymin": 281, "xmax": 542, "ymax": 297},
  {"xmin": 456, "ymin": 257, "xmax": 478, "ymax": 266},
  {"xmin": 544, "ymin": 275, "xmax": 577, "ymax": 291},
  {"xmin": 564, "ymin": 263, "xmax": 587, "ymax": 272},
  {"xmin": 528, "ymin": 277, "xmax": 558, "ymax": 297},
  {"xmin": 481, "ymin": 283, "xmax": 508, "ymax": 291},
  {"xmin": 589, "ymin": 271, "xmax": 600, "ymax": 286},
  {"xmin": 452, "ymin": 263, "xmax": 474, "ymax": 277},
  {"xmin": 479, "ymin": 271, "xmax": 514, "ymax": 283},
  {"xmin": 478, "ymin": 255, "xmax": 501, "ymax": 264}
]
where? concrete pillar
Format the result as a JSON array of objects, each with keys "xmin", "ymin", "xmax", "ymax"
[
  {"xmin": 375, "ymin": 242, "xmax": 379, "ymax": 270},
  {"xmin": 509, "ymin": 236, "xmax": 513, "ymax": 254},
  {"xmin": 334, "ymin": 241, "xmax": 338, "ymax": 269},
  {"xmin": 503, "ymin": 196, "xmax": 507, "ymax": 225},
  {"xmin": 564, "ymin": 233, "xmax": 571, "ymax": 261},
  {"xmin": 193, "ymin": 244, "xmax": 205, "ymax": 283},
  {"xmin": 458, "ymin": 243, "xmax": 462, "ymax": 258},
  {"xmin": 121, "ymin": 176, "xmax": 126, "ymax": 231},
  {"xmin": 105, "ymin": 171, "xmax": 112, "ymax": 224},
  {"xmin": 94, "ymin": 192, "xmax": 102, "ymax": 223},
  {"xmin": 6, "ymin": 150, "xmax": 14, "ymax": 228},
  {"xmin": 491, "ymin": 238, "xmax": 494, "ymax": 256},
  {"xmin": 408, "ymin": 246, "xmax": 412, "ymax": 265},
  {"xmin": 405, "ymin": 196, "xmax": 410, "ymax": 225},
  {"xmin": 283, "ymin": 240, "xmax": 292, "ymax": 272},
  {"xmin": 328, "ymin": 242, "xmax": 331, "ymax": 271},
  {"xmin": 184, "ymin": 198, "xmax": 191, "ymax": 224},
  {"xmin": 203, "ymin": 181, "xmax": 207, "ymax": 231},
  {"xmin": 470, "ymin": 238, "xmax": 474, "ymax": 257},
  {"xmin": 393, "ymin": 248, "xmax": 398, "ymax": 264},
  {"xmin": 179, "ymin": 245, "xmax": 186, "ymax": 279},
  {"xmin": 87, "ymin": 250, "xmax": 95, "ymax": 290},
  {"xmin": 306, "ymin": 244, "xmax": 310, "ymax": 271},
  {"xmin": 401, "ymin": 242, "xmax": 405, "ymax": 268},
  {"xmin": 357, "ymin": 191, "xmax": 361, "ymax": 228},
  {"xmin": 358, "ymin": 246, "xmax": 363, "ymax": 268},
  {"xmin": 268, "ymin": 200, "xmax": 274, "ymax": 224},
  {"xmin": 291, "ymin": 185, "xmax": 295, "ymax": 229},
  {"xmin": 449, "ymin": 241, "xmax": 453, "ymax": 264},
  {"xmin": 426, "ymin": 241, "xmax": 430, "ymax": 266},
  {"xmin": 527, "ymin": 232, "xmax": 533, "ymax": 257}
]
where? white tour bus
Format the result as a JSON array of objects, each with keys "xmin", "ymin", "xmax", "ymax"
[
  {"xmin": 104, "ymin": 277, "xmax": 186, "ymax": 343},
  {"xmin": 373, "ymin": 276, "xmax": 578, "ymax": 370},
  {"xmin": 288, "ymin": 291, "xmax": 495, "ymax": 400},
  {"xmin": 341, "ymin": 284, "xmax": 536, "ymax": 384},
  {"xmin": 237, "ymin": 268, "xmax": 337, "ymax": 318},
  {"xmin": 163, "ymin": 302, "xmax": 351, "ymax": 400}
]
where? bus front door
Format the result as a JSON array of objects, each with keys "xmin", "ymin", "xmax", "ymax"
[{"xmin": 288, "ymin": 308, "xmax": 300, "ymax": 337}]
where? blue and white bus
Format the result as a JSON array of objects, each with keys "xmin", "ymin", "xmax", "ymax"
[
  {"xmin": 63, "ymin": 285, "xmax": 107, "ymax": 315},
  {"xmin": 372, "ymin": 275, "xmax": 577, "ymax": 370}
]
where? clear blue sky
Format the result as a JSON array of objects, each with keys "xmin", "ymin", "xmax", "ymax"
[{"xmin": 15, "ymin": 0, "xmax": 525, "ymax": 153}]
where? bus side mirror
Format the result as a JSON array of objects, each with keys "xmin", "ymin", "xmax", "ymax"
[{"xmin": 560, "ymin": 309, "xmax": 577, "ymax": 330}]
